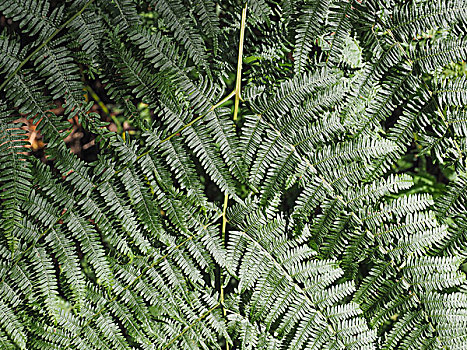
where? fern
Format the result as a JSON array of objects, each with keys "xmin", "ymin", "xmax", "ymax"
[
  {"xmin": 1, "ymin": 0, "xmax": 467, "ymax": 349},
  {"xmin": 293, "ymin": 0, "xmax": 330, "ymax": 74}
]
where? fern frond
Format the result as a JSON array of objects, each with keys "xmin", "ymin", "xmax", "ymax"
[
  {"xmin": 104, "ymin": 0, "xmax": 141, "ymax": 30},
  {"xmin": 248, "ymin": 0, "xmax": 272, "ymax": 25},
  {"xmin": 144, "ymin": 131, "xmax": 208, "ymax": 206},
  {"xmin": 413, "ymin": 37, "xmax": 467, "ymax": 73},
  {"xmin": 293, "ymin": 0, "xmax": 330, "ymax": 74},
  {"xmin": 352, "ymin": 193, "xmax": 467, "ymax": 348},
  {"xmin": 129, "ymin": 27, "xmax": 188, "ymax": 78},
  {"xmin": 0, "ymin": 105, "xmax": 32, "ymax": 248},
  {"xmin": 0, "ymin": 32, "xmax": 26, "ymax": 75},
  {"xmin": 435, "ymin": 172, "xmax": 467, "ymax": 218},
  {"xmin": 310, "ymin": 137, "xmax": 397, "ymax": 174},
  {"xmin": 227, "ymin": 310, "xmax": 283, "ymax": 350},
  {"xmin": 387, "ymin": 0, "xmax": 467, "ymax": 41},
  {"xmin": 0, "ymin": 297, "xmax": 27, "ymax": 349},
  {"xmin": 325, "ymin": 0, "xmax": 354, "ymax": 65},
  {"xmin": 354, "ymin": 67, "xmax": 413, "ymax": 136},
  {"xmin": 435, "ymin": 75, "xmax": 467, "ymax": 106},
  {"xmin": 0, "ymin": 0, "xmax": 62, "ymax": 40},
  {"xmin": 68, "ymin": 8, "xmax": 104, "ymax": 64},
  {"xmin": 2, "ymin": 1, "xmax": 467, "ymax": 348},
  {"xmin": 158, "ymin": 106, "xmax": 239, "ymax": 197},
  {"xmin": 340, "ymin": 44, "xmax": 405, "ymax": 128},
  {"xmin": 105, "ymin": 31, "xmax": 170, "ymax": 109},
  {"xmin": 367, "ymin": 94, "xmax": 431, "ymax": 179},
  {"xmin": 192, "ymin": 0, "xmax": 220, "ymax": 41},
  {"xmin": 228, "ymin": 209, "xmax": 376, "ymax": 349},
  {"xmin": 362, "ymin": 193, "xmax": 434, "ymax": 228},
  {"xmin": 128, "ymin": 28, "xmax": 188, "ymax": 109},
  {"xmin": 152, "ymin": 0, "xmax": 209, "ymax": 68},
  {"xmin": 248, "ymin": 68, "xmax": 342, "ymax": 121},
  {"xmin": 32, "ymin": 38, "xmax": 89, "ymax": 118},
  {"xmin": 44, "ymin": 227, "xmax": 86, "ymax": 305}
]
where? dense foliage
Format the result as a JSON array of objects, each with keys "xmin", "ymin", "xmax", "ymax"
[{"xmin": 1, "ymin": 0, "xmax": 467, "ymax": 349}]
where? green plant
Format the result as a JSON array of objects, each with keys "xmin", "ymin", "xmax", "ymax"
[{"xmin": 1, "ymin": 0, "xmax": 467, "ymax": 349}]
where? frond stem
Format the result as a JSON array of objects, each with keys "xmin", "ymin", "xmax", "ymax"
[
  {"xmin": 220, "ymin": 7, "xmax": 247, "ymax": 349},
  {"xmin": 233, "ymin": 5, "xmax": 247, "ymax": 121},
  {"xmin": 220, "ymin": 193, "xmax": 228, "ymax": 318},
  {"xmin": 158, "ymin": 89, "xmax": 236, "ymax": 145},
  {"xmin": 85, "ymin": 86, "xmax": 110, "ymax": 116},
  {"xmin": 212, "ymin": 89, "xmax": 236, "ymax": 111}
]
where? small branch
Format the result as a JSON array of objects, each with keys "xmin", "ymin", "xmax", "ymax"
[
  {"xmin": 220, "ymin": 7, "xmax": 247, "ymax": 350},
  {"xmin": 159, "ymin": 89, "xmax": 236, "ymax": 145},
  {"xmin": 85, "ymin": 86, "xmax": 110, "ymax": 116},
  {"xmin": 234, "ymin": 5, "xmax": 248, "ymax": 121},
  {"xmin": 211, "ymin": 90, "xmax": 236, "ymax": 111},
  {"xmin": 220, "ymin": 193, "xmax": 229, "ymax": 317},
  {"xmin": 159, "ymin": 113, "xmax": 205, "ymax": 143}
]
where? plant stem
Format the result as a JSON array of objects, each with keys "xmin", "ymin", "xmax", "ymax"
[
  {"xmin": 220, "ymin": 5, "xmax": 248, "ymax": 350},
  {"xmin": 220, "ymin": 193, "xmax": 230, "ymax": 350},
  {"xmin": 220, "ymin": 201, "xmax": 230, "ymax": 350},
  {"xmin": 159, "ymin": 90, "xmax": 236, "ymax": 144},
  {"xmin": 234, "ymin": 5, "xmax": 248, "ymax": 121},
  {"xmin": 85, "ymin": 85, "xmax": 110, "ymax": 116}
]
